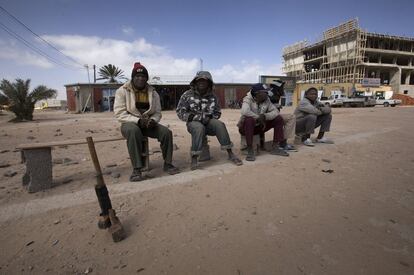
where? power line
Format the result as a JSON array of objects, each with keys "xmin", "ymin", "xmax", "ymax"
[
  {"xmin": 0, "ymin": 21, "xmax": 79, "ymax": 70},
  {"xmin": 0, "ymin": 5, "xmax": 84, "ymax": 68}
]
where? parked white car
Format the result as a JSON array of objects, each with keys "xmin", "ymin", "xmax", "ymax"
[
  {"xmin": 375, "ymin": 97, "xmax": 401, "ymax": 107},
  {"xmin": 320, "ymin": 95, "xmax": 344, "ymax": 107}
]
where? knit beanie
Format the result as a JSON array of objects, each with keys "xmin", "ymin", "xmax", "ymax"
[
  {"xmin": 131, "ymin": 62, "xmax": 149, "ymax": 79},
  {"xmin": 250, "ymin": 83, "xmax": 269, "ymax": 97}
]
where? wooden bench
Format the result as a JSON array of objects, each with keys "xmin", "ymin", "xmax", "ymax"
[{"xmin": 16, "ymin": 137, "xmax": 149, "ymax": 193}]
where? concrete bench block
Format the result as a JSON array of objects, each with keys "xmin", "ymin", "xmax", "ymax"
[
  {"xmin": 199, "ymin": 136, "xmax": 211, "ymax": 161},
  {"xmin": 240, "ymin": 134, "xmax": 260, "ymax": 154},
  {"xmin": 22, "ymin": 147, "xmax": 53, "ymax": 193},
  {"xmin": 140, "ymin": 137, "xmax": 150, "ymax": 171},
  {"xmin": 18, "ymin": 136, "xmax": 151, "ymax": 193}
]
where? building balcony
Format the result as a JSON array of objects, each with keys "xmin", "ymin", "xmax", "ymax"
[{"xmin": 365, "ymin": 47, "xmax": 414, "ymax": 57}]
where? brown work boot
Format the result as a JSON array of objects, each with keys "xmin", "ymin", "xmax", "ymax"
[
  {"xmin": 163, "ymin": 163, "xmax": 180, "ymax": 175},
  {"xmin": 270, "ymin": 145, "xmax": 289, "ymax": 156},
  {"xmin": 245, "ymin": 146, "xmax": 256, "ymax": 161},
  {"xmin": 228, "ymin": 153, "xmax": 243, "ymax": 166},
  {"xmin": 129, "ymin": 168, "xmax": 144, "ymax": 182}
]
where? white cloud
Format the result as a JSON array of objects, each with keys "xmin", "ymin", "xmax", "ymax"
[
  {"xmin": 121, "ymin": 26, "xmax": 134, "ymax": 36},
  {"xmin": 211, "ymin": 62, "xmax": 283, "ymax": 83},
  {"xmin": 41, "ymin": 34, "xmax": 200, "ymax": 77},
  {"xmin": 0, "ymin": 40, "xmax": 54, "ymax": 69},
  {"xmin": 0, "ymin": 35, "xmax": 284, "ymax": 83}
]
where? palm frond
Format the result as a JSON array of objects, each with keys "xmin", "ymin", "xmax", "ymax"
[
  {"xmin": 98, "ymin": 64, "xmax": 126, "ymax": 83},
  {"xmin": 0, "ymin": 78, "xmax": 31, "ymax": 105},
  {"xmin": 0, "ymin": 79, "xmax": 17, "ymax": 102},
  {"xmin": 0, "ymin": 93, "xmax": 8, "ymax": 105},
  {"xmin": 0, "ymin": 78, "xmax": 56, "ymax": 121},
  {"xmin": 29, "ymin": 85, "xmax": 57, "ymax": 103}
]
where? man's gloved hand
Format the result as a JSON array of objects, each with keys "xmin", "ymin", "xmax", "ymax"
[
  {"xmin": 256, "ymin": 114, "xmax": 266, "ymax": 130},
  {"xmin": 319, "ymin": 105, "xmax": 331, "ymax": 115},
  {"xmin": 138, "ymin": 118, "xmax": 150, "ymax": 128},
  {"xmin": 192, "ymin": 113, "xmax": 202, "ymax": 122},
  {"xmin": 201, "ymin": 114, "xmax": 212, "ymax": 125},
  {"xmin": 147, "ymin": 119, "xmax": 157, "ymax": 128},
  {"xmin": 187, "ymin": 113, "xmax": 195, "ymax": 122},
  {"xmin": 315, "ymin": 108, "xmax": 323, "ymax": 116}
]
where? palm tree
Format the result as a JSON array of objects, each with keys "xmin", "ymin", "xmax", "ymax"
[
  {"xmin": 0, "ymin": 93, "xmax": 8, "ymax": 114},
  {"xmin": 0, "ymin": 78, "xmax": 57, "ymax": 121},
  {"xmin": 97, "ymin": 64, "xmax": 126, "ymax": 83},
  {"xmin": 0, "ymin": 93, "xmax": 8, "ymax": 106}
]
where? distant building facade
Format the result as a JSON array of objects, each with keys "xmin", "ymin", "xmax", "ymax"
[
  {"xmin": 283, "ymin": 19, "xmax": 414, "ymax": 99},
  {"xmin": 64, "ymin": 81, "xmax": 252, "ymax": 113},
  {"xmin": 34, "ymin": 99, "xmax": 67, "ymax": 110}
]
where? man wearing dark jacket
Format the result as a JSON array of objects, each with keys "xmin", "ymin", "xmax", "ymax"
[
  {"xmin": 294, "ymin": 87, "xmax": 334, "ymax": 146},
  {"xmin": 176, "ymin": 71, "xmax": 243, "ymax": 170},
  {"xmin": 267, "ymin": 80, "xmax": 297, "ymax": 152},
  {"xmin": 237, "ymin": 83, "xmax": 289, "ymax": 161}
]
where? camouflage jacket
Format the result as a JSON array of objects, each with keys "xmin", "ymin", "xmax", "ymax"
[{"xmin": 176, "ymin": 89, "xmax": 221, "ymax": 122}]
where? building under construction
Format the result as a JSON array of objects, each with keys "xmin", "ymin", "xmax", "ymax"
[{"xmin": 283, "ymin": 19, "xmax": 414, "ymax": 99}]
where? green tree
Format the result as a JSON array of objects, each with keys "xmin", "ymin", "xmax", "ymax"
[
  {"xmin": 98, "ymin": 64, "xmax": 126, "ymax": 83},
  {"xmin": 0, "ymin": 93, "xmax": 8, "ymax": 113},
  {"xmin": 0, "ymin": 78, "xmax": 57, "ymax": 121},
  {"xmin": 0, "ymin": 93, "xmax": 8, "ymax": 106}
]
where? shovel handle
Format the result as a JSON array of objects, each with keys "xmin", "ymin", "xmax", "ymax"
[{"xmin": 86, "ymin": 136, "xmax": 105, "ymax": 187}]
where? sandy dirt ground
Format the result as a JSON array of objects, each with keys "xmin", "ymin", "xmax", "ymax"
[{"xmin": 0, "ymin": 106, "xmax": 413, "ymax": 274}]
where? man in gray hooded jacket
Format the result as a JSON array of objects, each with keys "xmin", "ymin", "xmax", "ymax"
[
  {"xmin": 294, "ymin": 87, "xmax": 334, "ymax": 146},
  {"xmin": 176, "ymin": 71, "xmax": 243, "ymax": 170}
]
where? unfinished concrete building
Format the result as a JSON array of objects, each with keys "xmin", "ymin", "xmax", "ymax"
[{"xmin": 283, "ymin": 19, "xmax": 414, "ymax": 98}]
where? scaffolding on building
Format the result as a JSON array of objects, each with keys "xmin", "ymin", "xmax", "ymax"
[{"xmin": 283, "ymin": 18, "xmax": 367, "ymax": 86}]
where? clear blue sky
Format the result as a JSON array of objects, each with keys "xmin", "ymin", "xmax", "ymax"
[{"xmin": 1, "ymin": 0, "xmax": 413, "ymax": 98}]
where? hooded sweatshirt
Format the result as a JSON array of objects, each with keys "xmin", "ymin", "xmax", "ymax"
[
  {"xmin": 176, "ymin": 71, "xmax": 221, "ymax": 122},
  {"xmin": 294, "ymin": 97, "xmax": 331, "ymax": 119},
  {"xmin": 237, "ymin": 91, "xmax": 279, "ymax": 128},
  {"xmin": 114, "ymin": 80, "xmax": 161, "ymax": 124}
]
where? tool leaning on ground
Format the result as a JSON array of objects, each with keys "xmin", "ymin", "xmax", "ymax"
[{"xmin": 86, "ymin": 136, "xmax": 126, "ymax": 242}]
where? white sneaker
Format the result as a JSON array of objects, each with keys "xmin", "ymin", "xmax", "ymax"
[
  {"xmin": 315, "ymin": 137, "xmax": 334, "ymax": 144},
  {"xmin": 303, "ymin": 138, "xmax": 315, "ymax": 147}
]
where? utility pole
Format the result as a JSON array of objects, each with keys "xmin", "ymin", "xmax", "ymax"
[
  {"xmin": 83, "ymin": 64, "xmax": 93, "ymax": 112},
  {"xmin": 84, "ymin": 64, "xmax": 91, "ymax": 83},
  {"xmin": 93, "ymin": 64, "xmax": 96, "ymax": 83}
]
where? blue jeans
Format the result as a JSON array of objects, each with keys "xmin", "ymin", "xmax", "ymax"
[{"xmin": 186, "ymin": 119, "xmax": 233, "ymax": 156}]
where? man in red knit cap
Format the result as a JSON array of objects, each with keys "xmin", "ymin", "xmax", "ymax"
[{"xmin": 114, "ymin": 62, "xmax": 180, "ymax": 181}]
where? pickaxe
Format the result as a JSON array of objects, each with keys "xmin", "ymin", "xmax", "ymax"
[{"xmin": 86, "ymin": 136, "xmax": 126, "ymax": 242}]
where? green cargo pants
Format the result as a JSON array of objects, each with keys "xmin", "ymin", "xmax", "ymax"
[{"xmin": 121, "ymin": 122, "xmax": 173, "ymax": 169}]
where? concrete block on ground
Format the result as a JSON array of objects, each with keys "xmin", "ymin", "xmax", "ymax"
[
  {"xmin": 23, "ymin": 148, "xmax": 53, "ymax": 193},
  {"xmin": 199, "ymin": 137, "xmax": 210, "ymax": 161},
  {"xmin": 240, "ymin": 134, "xmax": 260, "ymax": 154}
]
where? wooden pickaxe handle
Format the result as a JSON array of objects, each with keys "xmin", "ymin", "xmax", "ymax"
[{"xmin": 86, "ymin": 136, "xmax": 105, "ymax": 188}]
